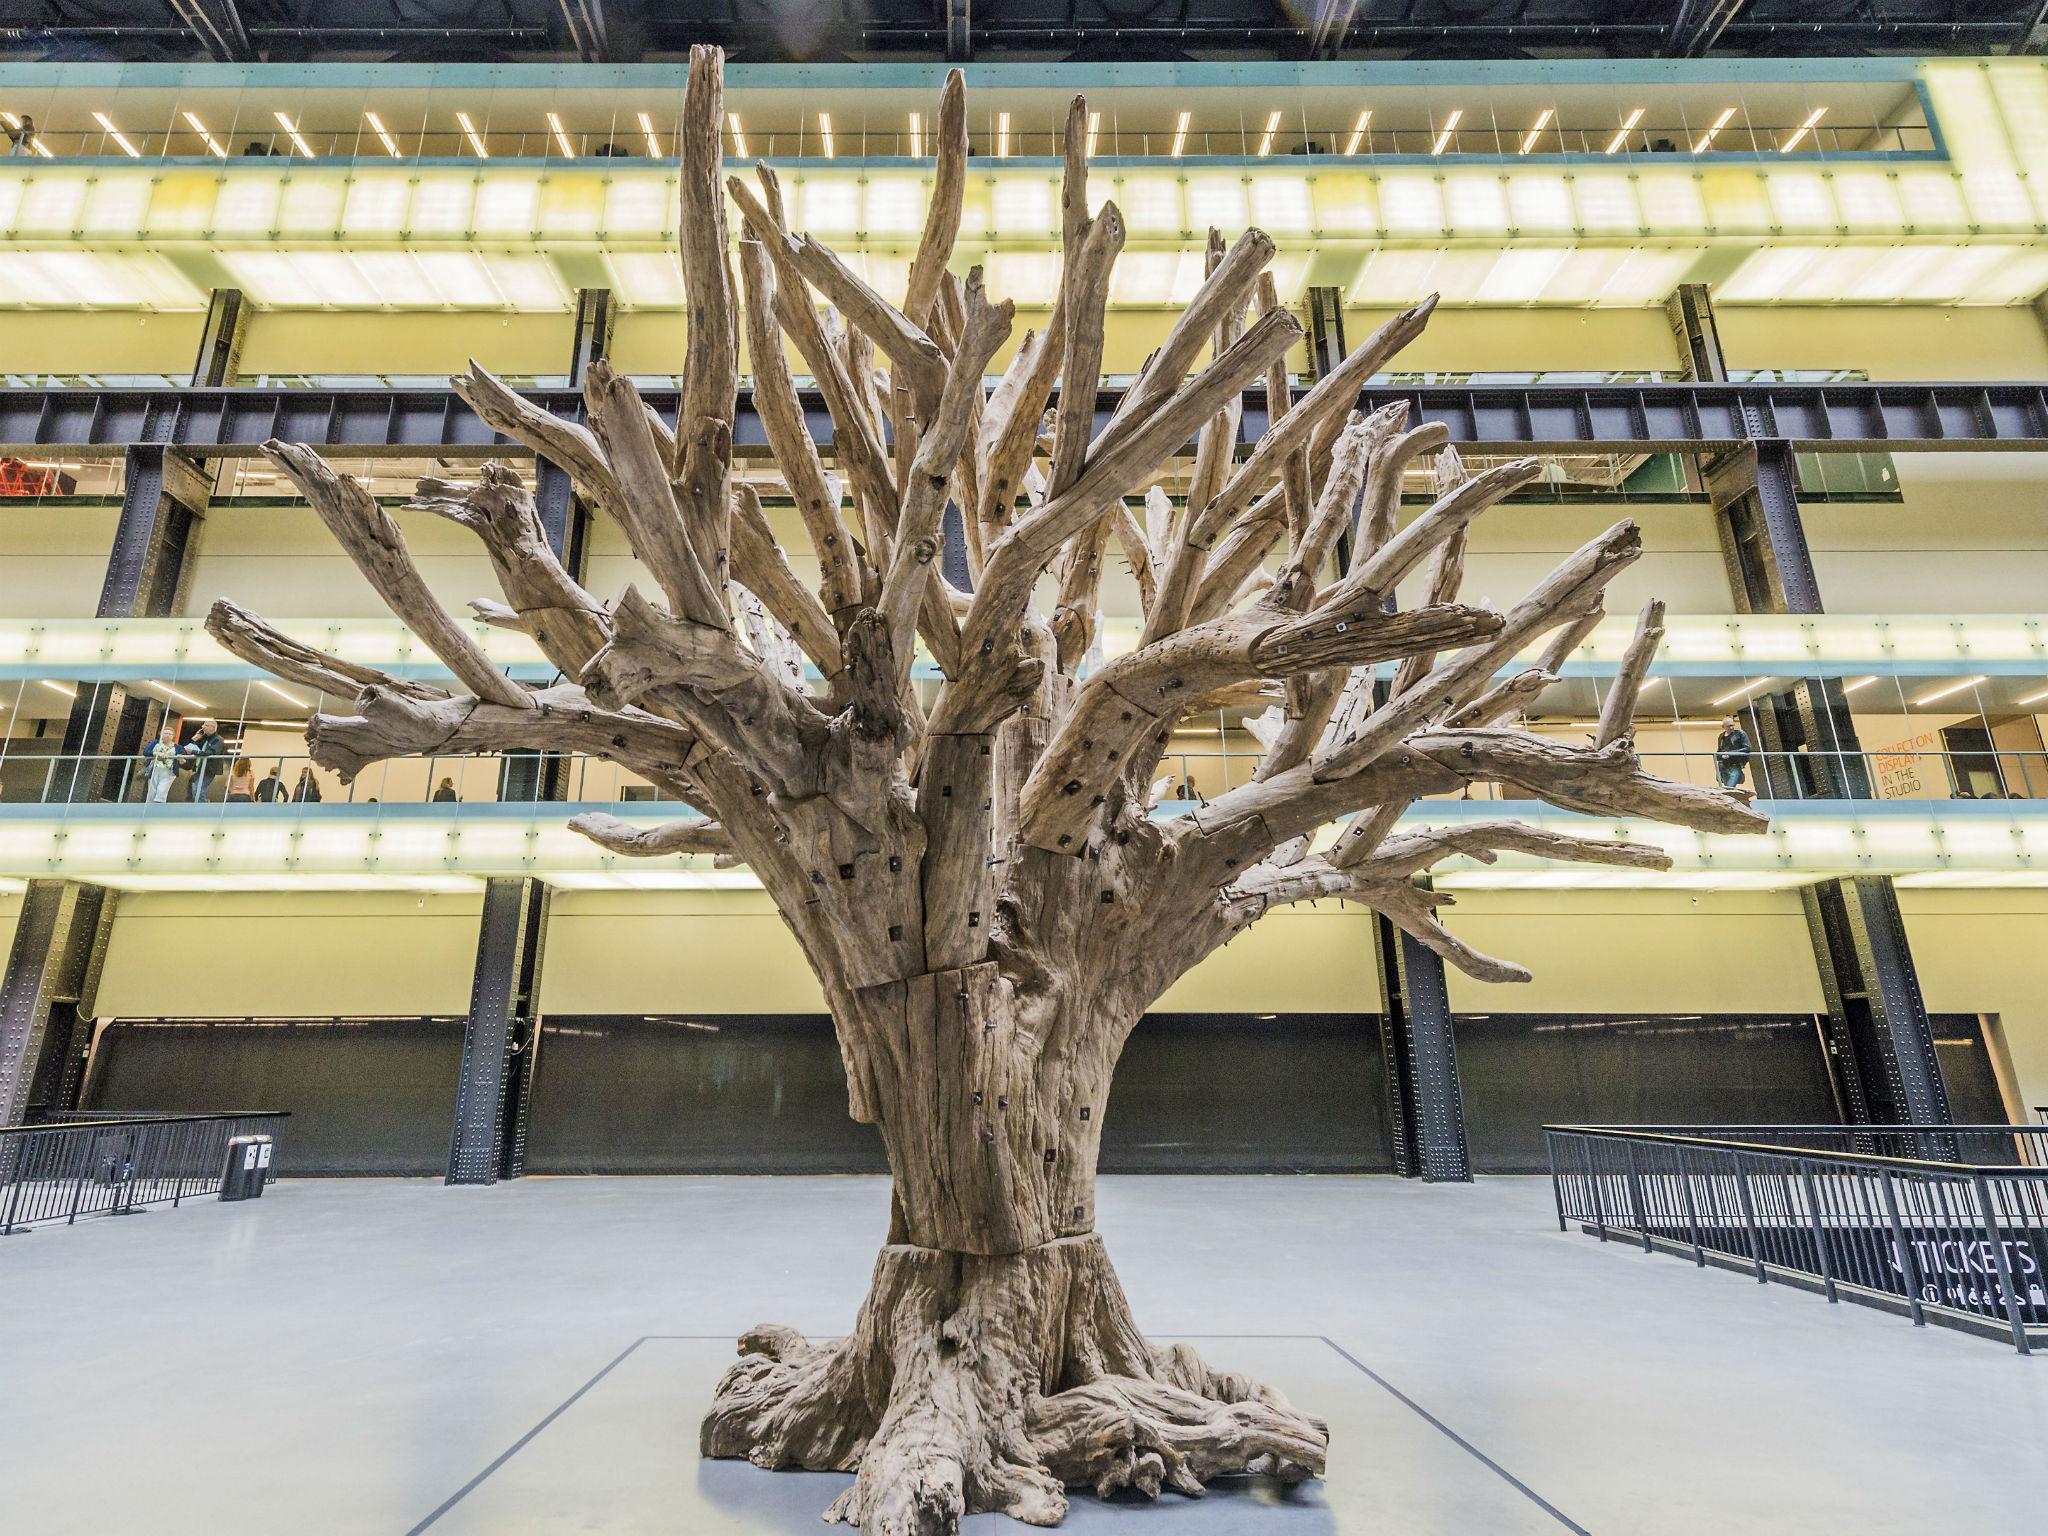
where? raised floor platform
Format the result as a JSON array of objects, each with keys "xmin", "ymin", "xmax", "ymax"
[{"xmin": 1, "ymin": 1176, "xmax": 2042, "ymax": 1533}]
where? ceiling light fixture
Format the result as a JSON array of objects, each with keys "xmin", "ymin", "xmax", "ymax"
[
  {"xmin": 1344, "ymin": 108, "xmax": 1370, "ymax": 156},
  {"xmin": 40, "ymin": 680, "xmax": 77, "ymax": 698},
  {"xmin": 1912, "ymin": 675, "xmax": 1986, "ymax": 707},
  {"xmin": 1086, "ymin": 111, "xmax": 1101, "ymax": 158},
  {"xmin": 1710, "ymin": 677, "xmax": 1778, "ymax": 707},
  {"xmin": 996, "ymin": 111, "xmax": 1011, "ymax": 158},
  {"xmin": 1257, "ymin": 109, "xmax": 1282, "ymax": 157},
  {"xmin": 637, "ymin": 111, "xmax": 661, "ymax": 158},
  {"xmin": 727, "ymin": 112, "xmax": 747, "ymax": 158},
  {"xmin": 1604, "ymin": 107, "xmax": 1645, "ymax": 155},
  {"xmin": 92, "ymin": 111, "xmax": 141, "ymax": 158},
  {"xmin": 908, "ymin": 112, "xmax": 922, "ymax": 158},
  {"xmin": 1692, "ymin": 106, "xmax": 1736, "ymax": 154},
  {"xmin": 455, "ymin": 111, "xmax": 489, "ymax": 158},
  {"xmin": 1170, "ymin": 110, "xmax": 1189, "ymax": 158},
  {"xmin": 1781, "ymin": 106, "xmax": 1826, "ymax": 153},
  {"xmin": 257, "ymin": 680, "xmax": 308, "ymax": 708},
  {"xmin": 182, "ymin": 111, "xmax": 226, "ymax": 159},
  {"xmin": 149, "ymin": 681, "xmax": 205, "ymax": 709},
  {"xmin": 2015, "ymin": 684, "xmax": 2048, "ymax": 707},
  {"xmin": 1842, "ymin": 675, "xmax": 1881, "ymax": 694},
  {"xmin": 273, "ymin": 110, "xmax": 315, "ymax": 158},
  {"xmin": 547, "ymin": 111, "xmax": 576, "ymax": 158},
  {"xmin": 1430, "ymin": 108, "xmax": 1462, "ymax": 156},
  {"xmin": 1519, "ymin": 108, "xmax": 1553, "ymax": 155},
  {"xmin": 364, "ymin": 111, "xmax": 401, "ymax": 157},
  {"xmin": 817, "ymin": 112, "xmax": 835, "ymax": 158}
]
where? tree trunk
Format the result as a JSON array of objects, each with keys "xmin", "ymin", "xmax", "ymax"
[{"xmin": 699, "ymin": 972, "xmax": 1329, "ymax": 1532}]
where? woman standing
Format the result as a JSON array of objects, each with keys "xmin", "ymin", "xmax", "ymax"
[
  {"xmin": 225, "ymin": 759, "xmax": 256, "ymax": 802},
  {"xmin": 142, "ymin": 726, "xmax": 181, "ymax": 804}
]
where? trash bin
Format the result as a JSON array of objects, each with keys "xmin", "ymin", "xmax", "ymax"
[{"xmin": 220, "ymin": 1135, "xmax": 271, "ymax": 1202}]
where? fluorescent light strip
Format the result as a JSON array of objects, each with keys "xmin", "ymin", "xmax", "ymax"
[
  {"xmin": 273, "ymin": 111, "xmax": 315, "ymax": 158},
  {"xmin": 258, "ymin": 680, "xmax": 308, "ymax": 708},
  {"xmin": 1519, "ymin": 108, "xmax": 1553, "ymax": 155},
  {"xmin": 1604, "ymin": 107, "xmax": 1645, "ymax": 156},
  {"xmin": 1170, "ymin": 110, "xmax": 1189, "ymax": 159},
  {"xmin": 2016, "ymin": 685, "xmax": 2048, "ymax": 708},
  {"xmin": 908, "ymin": 112, "xmax": 922, "ymax": 158},
  {"xmin": 1842, "ymin": 676, "xmax": 1881, "ymax": 695},
  {"xmin": 637, "ymin": 111, "xmax": 661, "ymax": 158},
  {"xmin": 1086, "ymin": 111, "xmax": 1100, "ymax": 158},
  {"xmin": 818, "ymin": 112, "xmax": 835, "ymax": 158},
  {"xmin": 149, "ymin": 681, "xmax": 204, "ymax": 709},
  {"xmin": 1257, "ymin": 109, "xmax": 1281, "ymax": 157},
  {"xmin": 40, "ymin": 680, "xmax": 76, "ymax": 698},
  {"xmin": 1344, "ymin": 109, "xmax": 1370, "ymax": 156},
  {"xmin": 364, "ymin": 111, "xmax": 400, "ymax": 157},
  {"xmin": 456, "ymin": 111, "xmax": 489, "ymax": 158},
  {"xmin": 1781, "ymin": 106, "xmax": 1826, "ymax": 154},
  {"xmin": 182, "ymin": 111, "xmax": 225, "ymax": 159},
  {"xmin": 1913, "ymin": 675, "xmax": 1986, "ymax": 707},
  {"xmin": 1711, "ymin": 677, "xmax": 1778, "ymax": 707},
  {"xmin": 1692, "ymin": 106, "xmax": 1736, "ymax": 154},
  {"xmin": 728, "ymin": 112, "xmax": 747, "ymax": 159},
  {"xmin": 996, "ymin": 111, "xmax": 1010, "ymax": 158},
  {"xmin": 92, "ymin": 111, "xmax": 141, "ymax": 158},
  {"xmin": 1430, "ymin": 109, "xmax": 1462, "ymax": 156},
  {"xmin": 0, "ymin": 111, "xmax": 15, "ymax": 128},
  {"xmin": 547, "ymin": 111, "xmax": 576, "ymax": 158}
]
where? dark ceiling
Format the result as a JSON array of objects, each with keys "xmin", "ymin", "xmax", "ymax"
[{"xmin": 1, "ymin": 1, "xmax": 2042, "ymax": 65}]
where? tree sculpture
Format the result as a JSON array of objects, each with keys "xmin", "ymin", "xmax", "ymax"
[{"xmin": 207, "ymin": 47, "xmax": 1768, "ymax": 1536}]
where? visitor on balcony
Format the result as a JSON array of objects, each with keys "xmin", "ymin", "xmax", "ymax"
[
  {"xmin": 291, "ymin": 766, "xmax": 323, "ymax": 803},
  {"xmin": 255, "ymin": 762, "xmax": 285, "ymax": 804},
  {"xmin": 433, "ymin": 776, "xmax": 459, "ymax": 803},
  {"xmin": 1715, "ymin": 715, "xmax": 1752, "ymax": 790},
  {"xmin": 225, "ymin": 759, "xmax": 256, "ymax": 803},
  {"xmin": 141, "ymin": 727, "xmax": 180, "ymax": 804},
  {"xmin": 184, "ymin": 719, "xmax": 229, "ymax": 802}
]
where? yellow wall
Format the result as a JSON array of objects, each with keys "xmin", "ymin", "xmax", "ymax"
[
  {"xmin": 0, "ymin": 311, "xmax": 206, "ymax": 377},
  {"xmin": 95, "ymin": 890, "xmax": 482, "ymax": 1017},
  {"xmin": 236, "ymin": 311, "xmax": 571, "ymax": 379},
  {"xmin": 183, "ymin": 504, "xmax": 506, "ymax": 621},
  {"xmin": 540, "ymin": 889, "xmax": 826, "ymax": 1013},
  {"xmin": 1897, "ymin": 889, "xmax": 2048, "ymax": 1117},
  {"xmin": 1153, "ymin": 905, "xmax": 1379, "ymax": 1012},
  {"xmin": 1438, "ymin": 890, "xmax": 1828, "ymax": 1015},
  {"xmin": 0, "ymin": 505, "xmax": 121, "ymax": 618}
]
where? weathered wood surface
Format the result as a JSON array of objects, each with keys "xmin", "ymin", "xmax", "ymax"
[{"xmin": 211, "ymin": 47, "xmax": 1768, "ymax": 1536}]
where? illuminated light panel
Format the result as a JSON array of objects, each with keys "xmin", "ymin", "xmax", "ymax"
[
  {"xmin": 273, "ymin": 111, "xmax": 315, "ymax": 159},
  {"xmin": 727, "ymin": 113, "xmax": 748, "ymax": 159},
  {"xmin": 1430, "ymin": 109, "xmax": 1462, "ymax": 156},
  {"xmin": 991, "ymin": 112, "xmax": 1007, "ymax": 159},
  {"xmin": 364, "ymin": 111, "xmax": 401, "ymax": 157},
  {"xmin": 1086, "ymin": 112, "xmax": 1100, "ymax": 158},
  {"xmin": 637, "ymin": 111, "xmax": 662, "ymax": 159},
  {"xmin": 1711, "ymin": 677, "xmax": 1777, "ymax": 707},
  {"xmin": 1257, "ymin": 110, "xmax": 1282, "ymax": 157},
  {"xmin": 1780, "ymin": 107, "xmax": 1826, "ymax": 154},
  {"xmin": 456, "ymin": 111, "xmax": 489, "ymax": 158},
  {"xmin": 1170, "ymin": 110, "xmax": 1189, "ymax": 159},
  {"xmin": 1519, "ymin": 109, "xmax": 1553, "ymax": 155},
  {"xmin": 1843, "ymin": 676, "xmax": 1881, "ymax": 694},
  {"xmin": 91, "ymin": 111, "xmax": 141, "ymax": 158},
  {"xmin": 182, "ymin": 111, "xmax": 225, "ymax": 159},
  {"xmin": 547, "ymin": 112, "xmax": 576, "ymax": 159},
  {"xmin": 2016, "ymin": 685, "xmax": 2048, "ymax": 707},
  {"xmin": 1692, "ymin": 107, "xmax": 1737, "ymax": 154},
  {"xmin": 40, "ymin": 679, "xmax": 76, "ymax": 697},
  {"xmin": 1604, "ymin": 107, "xmax": 1645, "ymax": 156},
  {"xmin": 258, "ymin": 680, "xmax": 308, "ymax": 707},
  {"xmin": 907, "ymin": 112, "xmax": 922, "ymax": 159},
  {"xmin": 1913, "ymin": 675, "xmax": 1987, "ymax": 706},
  {"xmin": 1344, "ymin": 109, "xmax": 1370, "ymax": 157}
]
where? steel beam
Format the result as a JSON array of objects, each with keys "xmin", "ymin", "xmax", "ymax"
[
  {"xmin": 191, "ymin": 288, "xmax": 249, "ymax": 389},
  {"xmin": 8, "ymin": 379, "xmax": 2046, "ymax": 460},
  {"xmin": 0, "ymin": 881, "xmax": 115, "ymax": 1128},
  {"xmin": 1679, "ymin": 283, "xmax": 1951, "ymax": 1137},
  {"xmin": 1374, "ymin": 909, "xmax": 1472, "ymax": 1183},
  {"xmin": 448, "ymin": 877, "xmax": 550, "ymax": 1185}
]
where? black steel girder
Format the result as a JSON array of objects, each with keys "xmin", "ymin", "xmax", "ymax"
[
  {"xmin": 447, "ymin": 876, "xmax": 549, "ymax": 1185},
  {"xmin": 7, "ymin": 378, "xmax": 2047, "ymax": 461}
]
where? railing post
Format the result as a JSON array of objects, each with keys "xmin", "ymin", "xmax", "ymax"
[
  {"xmin": 66, "ymin": 1128, "xmax": 97, "ymax": 1224},
  {"xmin": 1586, "ymin": 1135, "xmax": 1608, "ymax": 1242},
  {"xmin": 0, "ymin": 1129, "xmax": 27, "ymax": 1235},
  {"xmin": 1879, "ymin": 1167, "xmax": 1926, "ymax": 1327},
  {"xmin": 1676, "ymin": 1143, "xmax": 1706, "ymax": 1266},
  {"xmin": 1970, "ymin": 1170, "xmax": 2031, "ymax": 1355},
  {"xmin": 1732, "ymin": 1151, "xmax": 1767, "ymax": 1283},
  {"xmin": 1546, "ymin": 1131, "xmax": 1567, "ymax": 1231},
  {"xmin": 1798, "ymin": 1157, "xmax": 1837, "ymax": 1303},
  {"xmin": 1624, "ymin": 1140, "xmax": 1652, "ymax": 1252}
]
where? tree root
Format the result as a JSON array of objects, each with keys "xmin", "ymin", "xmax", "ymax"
[{"xmin": 700, "ymin": 1233, "xmax": 1328, "ymax": 1534}]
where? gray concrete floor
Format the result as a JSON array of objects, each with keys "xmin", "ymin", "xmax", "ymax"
[{"xmin": 0, "ymin": 1175, "xmax": 2043, "ymax": 1535}]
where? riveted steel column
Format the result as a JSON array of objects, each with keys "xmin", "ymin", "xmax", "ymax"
[
  {"xmin": 0, "ymin": 881, "xmax": 115, "ymax": 1128},
  {"xmin": 1678, "ymin": 283, "xmax": 1950, "ymax": 1135},
  {"xmin": 191, "ymin": 286, "xmax": 248, "ymax": 389},
  {"xmin": 1306, "ymin": 286, "xmax": 1347, "ymax": 381},
  {"xmin": 447, "ymin": 877, "xmax": 549, "ymax": 1184},
  {"xmin": 1374, "ymin": 908, "xmax": 1473, "ymax": 1182}
]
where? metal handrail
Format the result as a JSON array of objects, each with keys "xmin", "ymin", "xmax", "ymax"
[
  {"xmin": 1543, "ymin": 1123, "xmax": 2045, "ymax": 1175},
  {"xmin": 2, "ymin": 1109, "xmax": 293, "ymax": 1134},
  {"xmin": 0, "ymin": 1110, "xmax": 290, "ymax": 1233}
]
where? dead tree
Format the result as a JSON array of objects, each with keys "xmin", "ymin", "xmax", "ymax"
[{"xmin": 208, "ymin": 48, "xmax": 1769, "ymax": 1536}]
